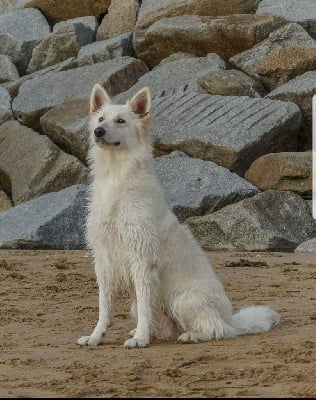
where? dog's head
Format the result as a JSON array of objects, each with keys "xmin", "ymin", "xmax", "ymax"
[{"xmin": 89, "ymin": 84, "xmax": 151, "ymax": 151}]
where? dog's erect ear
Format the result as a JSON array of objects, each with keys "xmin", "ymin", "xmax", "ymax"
[
  {"xmin": 90, "ymin": 84, "xmax": 111, "ymax": 114},
  {"xmin": 128, "ymin": 87, "xmax": 151, "ymax": 119}
]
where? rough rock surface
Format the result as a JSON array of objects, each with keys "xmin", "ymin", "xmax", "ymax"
[
  {"xmin": 267, "ymin": 71, "xmax": 316, "ymax": 148},
  {"xmin": 245, "ymin": 151, "xmax": 312, "ymax": 198},
  {"xmin": 198, "ymin": 69, "xmax": 264, "ymax": 97},
  {"xmin": 187, "ymin": 190, "xmax": 315, "ymax": 251},
  {"xmin": 3, "ymin": 57, "xmax": 77, "ymax": 98},
  {"xmin": 148, "ymin": 91, "xmax": 301, "ymax": 174},
  {"xmin": 0, "ymin": 121, "xmax": 87, "ymax": 205},
  {"xmin": 0, "ymin": 86, "xmax": 13, "ymax": 124},
  {"xmin": 12, "ymin": 57, "xmax": 148, "ymax": 131},
  {"xmin": 295, "ymin": 237, "xmax": 316, "ymax": 252},
  {"xmin": 134, "ymin": 14, "xmax": 285, "ymax": 68},
  {"xmin": 230, "ymin": 23, "xmax": 316, "ymax": 90},
  {"xmin": 155, "ymin": 152, "xmax": 259, "ymax": 221},
  {"xmin": 0, "ymin": 185, "xmax": 88, "ymax": 249},
  {"xmin": 0, "ymin": 8, "xmax": 50, "ymax": 74},
  {"xmin": 0, "ymin": 54, "xmax": 19, "ymax": 83},
  {"xmin": 76, "ymin": 33, "xmax": 133, "ymax": 67},
  {"xmin": 40, "ymin": 99, "xmax": 90, "ymax": 164},
  {"xmin": 27, "ymin": 16, "xmax": 98, "ymax": 73},
  {"xmin": 97, "ymin": 0, "xmax": 139, "ymax": 41},
  {"xmin": 0, "ymin": 191, "xmax": 12, "ymax": 211},
  {"xmin": 136, "ymin": 0, "xmax": 261, "ymax": 29},
  {"xmin": 115, "ymin": 54, "xmax": 226, "ymax": 102},
  {"xmin": 257, "ymin": 0, "xmax": 316, "ymax": 40},
  {"xmin": 18, "ymin": 0, "xmax": 111, "ymax": 23}
]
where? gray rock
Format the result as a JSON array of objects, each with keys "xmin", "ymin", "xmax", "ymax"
[
  {"xmin": 27, "ymin": 16, "xmax": 98, "ymax": 73},
  {"xmin": 77, "ymin": 33, "xmax": 134, "ymax": 67},
  {"xmin": 0, "ymin": 86, "xmax": 13, "ymax": 124},
  {"xmin": 155, "ymin": 153, "xmax": 259, "ymax": 222},
  {"xmin": 12, "ymin": 57, "xmax": 148, "ymax": 131},
  {"xmin": 3, "ymin": 57, "xmax": 77, "ymax": 98},
  {"xmin": 115, "ymin": 54, "xmax": 226, "ymax": 103},
  {"xmin": 0, "ymin": 121, "xmax": 87, "ymax": 205},
  {"xmin": 198, "ymin": 69, "xmax": 265, "ymax": 98},
  {"xmin": 295, "ymin": 237, "xmax": 316, "ymax": 252},
  {"xmin": 0, "ymin": 54, "xmax": 19, "ymax": 83},
  {"xmin": 0, "ymin": 8, "xmax": 51, "ymax": 74},
  {"xmin": 0, "ymin": 185, "xmax": 88, "ymax": 250},
  {"xmin": 53, "ymin": 16, "xmax": 98, "ymax": 35},
  {"xmin": 136, "ymin": 0, "xmax": 260, "ymax": 30},
  {"xmin": 266, "ymin": 71, "xmax": 316, "ymax": 148},
  {"xmin": 40, "ymin": 99, "xmax": 90, "ymax": 164},
  {"xmin": 230, "ymin": 23, "xmax": 316, "ymax": 90},
  {"xmin": 257, "ymin": 0, "xmax": 316, "ymax": 40},
  {"xmin": 148, "ymin": 91, "xmax": 301, "ymax": 174},
  {"xmin": 134, "ymin": 14, "xmax": 285, "ymax": 68},
  {"xmin": 187, "ymin": 190, "xmax": 315, "ymax": 251}
]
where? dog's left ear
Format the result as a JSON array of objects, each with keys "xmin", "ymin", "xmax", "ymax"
[{"xmin": 128, "ymin": 87, "xmax": 151, "ymax": 119}]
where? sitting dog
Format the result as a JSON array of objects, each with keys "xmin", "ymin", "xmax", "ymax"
[{"xmin": 77, "ymin": 85, "xmax": 280, "ymax": 348}]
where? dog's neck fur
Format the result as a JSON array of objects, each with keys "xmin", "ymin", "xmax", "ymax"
[{"xmin": 88, "ymin": 137, "xmax": 154, "ymax": 194}]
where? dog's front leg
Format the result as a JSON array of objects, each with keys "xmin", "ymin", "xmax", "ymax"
[
  {"xmin": 124, "ymin": 262, "xmax": 152, "ymax": 349},
  {"xmin": 77, "ymin": 260, "xmax": 114, "ymax": 346}
]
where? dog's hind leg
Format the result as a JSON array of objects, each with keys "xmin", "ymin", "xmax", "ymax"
[
  {"xmin": 171, "ymin": 293, "xmax": 236, "ymax": 343},
  {"xmin": 77, "ymin": 256, "xmax": 115, "ymax": 346},
  {"xmin": 152, "ymin": 310, "xmax": 179, "ymax": 340}
]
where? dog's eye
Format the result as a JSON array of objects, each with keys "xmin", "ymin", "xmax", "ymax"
[
  {"xmin": 116, "ymin": 118, "xmax": 125, "ymax": 124},
  {"xmin": 99, "ymin": 117, "xmax": 104, "ymax": 123}
]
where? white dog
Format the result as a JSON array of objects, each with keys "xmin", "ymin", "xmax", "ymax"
[{"xmin": 77, "ymin": 85, "xmax": 280, "ymax": 348}]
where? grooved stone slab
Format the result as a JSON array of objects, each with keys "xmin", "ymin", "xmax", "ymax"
[
  {"xmin": 155, "ymin": 152, "xmax": 259, "ymax": 221},
  {"xmin": 12, "ymin": 57, "xmax": 148, "ymax": 131},
  {"xmin": 257, "ymin": 0, "xmax": 316, "ymax": 40},
  {"xmin": 136, "ymin": 0, "xmax": 260, "ymax": 29},
  {"xmin": 0, "ymin": 185, "xmax": 88, "ymax": 249},
  {"xmin": 149, "ymin": 91, "xmax": 301, "ymax": 174},
  {"xmin": 0, "ymin": 121, "xmax": 87, "ymax": 205},
  {"xmin": 187, "ymin": 190, "xmax": 315, "ymax": 251},
  {"xmin": 0, "ymin": 8, "xmax": 51, "ymax": 74},
  {"xmin": 134, "ymin": 14, "xmax": 285, "ymax": 67}
]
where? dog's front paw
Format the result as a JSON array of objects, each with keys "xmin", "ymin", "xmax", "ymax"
[
  {"xmin": 77, "ymin": 335, "xmax": 102, "ymax": 346},
  {"xmin": 124, "ymin": 337, "xmax": 149, "ymax": 349}
]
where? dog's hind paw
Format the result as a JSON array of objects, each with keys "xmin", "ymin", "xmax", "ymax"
[
  {"xmin": 124, "ymin": 337, "xmax": 149, "ymax": 349},
  {"xmin": 177, "ymin": 332, "xmax": 200, "ymax": 343},
  {"xmin": 77, "ymin": 335, "xmax": 102, "ymax": 346}
]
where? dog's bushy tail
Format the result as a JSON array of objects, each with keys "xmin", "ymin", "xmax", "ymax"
[{"xmin": 230, "ymin": 306, "xmax": 280, "ymax": 336}]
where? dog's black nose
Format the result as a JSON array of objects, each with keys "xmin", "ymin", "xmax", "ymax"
[{"xmin": 94, "ymin": 126, "xmax": 106, "ymax": 138}]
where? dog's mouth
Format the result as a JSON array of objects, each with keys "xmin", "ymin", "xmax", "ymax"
[{"xmin": 95, "ymin": 138, "xmax": 121, "ymax": 147}]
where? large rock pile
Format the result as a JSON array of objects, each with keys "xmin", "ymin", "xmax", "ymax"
[{"xmin": 0, "ymin": 0, "xmax": 314, "ymax": 251}]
